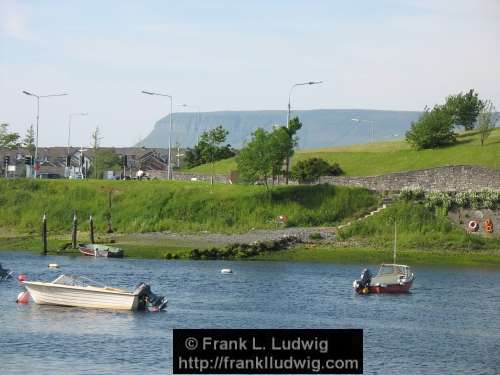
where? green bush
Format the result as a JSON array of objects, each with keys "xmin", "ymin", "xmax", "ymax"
[
  {"xmin": 291, "ymin": 157, "xmax": 343, "ymax": 183},
  {"xmin": 406, "ymin": 105, "xmax": 456, "ymax": 149}
]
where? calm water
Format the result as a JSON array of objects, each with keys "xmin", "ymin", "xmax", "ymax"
[{"xmin": 0, "ymin": 251, "xmax": 499, "ymax": 375}]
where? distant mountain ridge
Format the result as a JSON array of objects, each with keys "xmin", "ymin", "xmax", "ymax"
[{"xmin": 138, "ymin": 109, "xmax": 421, "ymax": 149}]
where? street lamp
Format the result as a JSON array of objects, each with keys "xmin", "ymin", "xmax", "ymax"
[
  {"xmin": 142, "ymin": 90, "xmax": 174, "ymax": 180},
  {"xmin": 285, "ymin": 81, "xmax": 322, "ymax": 184},
  {"xmin": 177, "ymin": 103, "xmax": 202, "ymax": 143},
  {"xmin": 351, "ymin": 118, "xmax": 374, "ymax": 143},
  {"xmin": 176, "ymin": 104, "xmax": 201, "ymax": 168},
  {"xmin": 22, "ymin": 90, "xmax": 68, "ymax": 178},
  {"xmin": 68, "ymin": 112, "xmax": 88, "ymax": 155}
]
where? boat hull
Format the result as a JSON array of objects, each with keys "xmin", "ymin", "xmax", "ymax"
[
  {"xmin": 78, "ymin": 244, "xmax": 124, "ymax": 258},
  {"xmin": 368, "ymin": 280, "xmax": 413, "ymax": 294},
  {"xmin": 23, "ymin": 281, "xmax": 139, "ymax": 310}
]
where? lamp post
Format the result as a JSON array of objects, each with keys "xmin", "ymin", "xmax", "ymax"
[
  {"xmin": 351, "ymin": 118, "xmax": 374, "ymax": 143},
  {"xmin": 68, "ymin": 112, "xmax": 88, "ymax": 155},
  {"xmin": 142, "ymin": 90, "xmax": 173, "ymax": 180},
  {"xmin": 285, "ymin": 81, "xmax": 322, "ymax": 184},
  {"xmin": 177, "ymin": 103, "xmax": 201, "ymax": 144},
  {"xmin": 177, "ymin": 104, "xmax": 200, "ymax": 168},
  {"xmin": 22, "ymin": 90, "xmax": 68, "ymax": 178}
]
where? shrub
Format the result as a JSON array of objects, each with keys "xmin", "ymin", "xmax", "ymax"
[
  {"xmin": 399, "ymin": 186, "xmax": 425, "ymax": 201},
  {"xmin": 406, "ymin": 105, "xmax": 456, "ymax": 149},
  {"xmin": 291, "ymin": 158, "xmax": 343, "ymax": 184}
]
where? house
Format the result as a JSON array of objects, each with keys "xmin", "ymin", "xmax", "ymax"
[
  {"xmin": 0, "ymin": 147, "xmax": 92, "ymax": 179},
  {"xmin": 0, "ymin": 146, "xmax": 173, "ymax": 179}
]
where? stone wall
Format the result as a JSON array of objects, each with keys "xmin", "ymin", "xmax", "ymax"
[
  {"xmin": 152, "ymin": 165, "xmax": 500, "ymax": 192},
  {"xmin": 320, "ymin": 165, "xmax": 500, "ymax": 192}
]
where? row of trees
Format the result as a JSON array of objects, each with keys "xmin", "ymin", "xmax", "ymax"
[
  {"xmin": 235, "ymin": 117, "xmax": 343, "ymax": 189},
  {"xmin": 236, "ymin": 118, "xmax": 301, "ymax": 189},
  {"xmin": 406, "ymin": 89, "xmax": 497, "ymax": 149},
  {"xmin": 182, "ymin": 117, "xmax": 344, "ymax": 188}
]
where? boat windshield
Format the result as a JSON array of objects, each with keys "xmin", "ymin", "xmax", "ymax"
[
  {"xmin": 376, "ymin": 264, "xmax": 408, "ymax": 277},
  {"xmin": 52, "ymin": 274, "xmax": 105, "ymax": 288}
]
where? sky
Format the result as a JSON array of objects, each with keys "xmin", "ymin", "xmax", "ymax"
[{"xmin": 1, "ymin": 0, "xmax": 499, "ymax": 147}]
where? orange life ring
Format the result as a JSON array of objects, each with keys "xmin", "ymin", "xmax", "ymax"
[
  {"xmin": 484, "ymin": 218, "xmax": 494, "ymax": 233},
  {"xmin": 277, "ymin": 215, "xmax": 288, "ymax": 223},
  {"xmin": 468, "ymin": 220, "xmax": 479, "ymax": 232}
]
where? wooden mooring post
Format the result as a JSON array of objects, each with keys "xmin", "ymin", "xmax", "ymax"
[
  {"xmin": 72, "ymin": 212, "xmax": 78, "ymax": 249},
  {"xmin": 89, "ymin": 215, "xmax": 95, "ymax": 244},
  {"xmin": 41, "ymin": 212, "xmax": 48, "ymax": 255}
]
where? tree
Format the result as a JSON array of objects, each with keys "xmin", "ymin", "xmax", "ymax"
[
  {"xmin": 236, "ymin": 128, "xmax": 274, "ymax": 190},
  {"xmin": 405, "ymin": 105, "xmax": 456, "ymax": 149},
  {"xmin": 268, "ymin": 126, "xmax": 294, "ymax": 182},
  {"xmin": 184, "ymin": 125, "xmax": 235, "ymax": 169},
  {"xmin": 284, "ymin": 117, "xmax": 303, "ymax": 184},
  {"xmin": 445, "ymin": 89, "xmax": 484, "ymax": 131},
  {"xmin": 0, "ymin": 123, "xmax": 20, "ymax": 149},
  {"xmin": 88, "ymin": 148, "xmax": 122, "ymax": 179},
  {"xmin": 199, "ymin": 126, "xmax": 234, "ymax": 184},
  {"xmin": 22, "ymin": 125, "xmax": 35, "ymax": 155},
  {"xmin": 91, "ymin": 126, "xmax": 102, "ymax": 178},
  {"xmin": 291, "ymin": 158, "xmax": 343, "ymax": 184},
  {"xmin": 477, "ymin": 100, "xmax": 497, "ymax": 146}
]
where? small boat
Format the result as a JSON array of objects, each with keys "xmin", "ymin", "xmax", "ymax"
[
  {"xmin": 78, "ymin": 243, "xmax": 124, "ymax": 258},
  {"xmin": 353, "ymin": 264, "xmax": 414, "ymax": 294},
  {"xmin": 22, "ymin": 274, "xmax": 167, "ymax": 311},
  {"xmin": 352, "ymin": 221, "xmax": 415, "ymax": 294},
  {"xmin": 1, "ymin": 263, "xmax": 13, "ymax": 281},
  {"xmin": 220, "ymin": 268, "xmax": 233, "ymax": 274}
]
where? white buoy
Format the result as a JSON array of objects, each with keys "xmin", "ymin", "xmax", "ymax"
[
  {"xmin": 48, "ymin": 263, "xmax": 59, "ymax": 268},
  {"xmin": 220, "ymin": 268, "xmax": 233, "ymax": 274}
]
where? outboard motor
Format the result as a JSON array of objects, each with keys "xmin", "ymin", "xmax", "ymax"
[
  {"xmin": 353, "ymin": 268, "xmax": 372, "ymax": 293},
  {"xmin": 0, "ymin": 263, "xmax": 12, "ymax": 281},
  {"xmin": 359, "ymin": 268, "xmax": 372, "ymax": 288},
  {"xmin": 135, "ymin": 282, "xmax": 168, "ymax": 312}
]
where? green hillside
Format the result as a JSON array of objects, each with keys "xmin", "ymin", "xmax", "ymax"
[
  {"xmin": 0, "ymin": 180, "xmax": 376, "ymax": 235},
  {"xmin": 188, "ymin": 128, "xmax": 500, "ymax": 176}
]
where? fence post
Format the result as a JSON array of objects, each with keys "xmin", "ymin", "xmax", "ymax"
[
  {"xmin": 72, "ymin": 211, "xmax": 78, "ymax": 249},
  {"xmin": 89, "ymin": 215, "xmax": 95, "ymax": 243},
  {"xmin": 42, "ymin": 212, "xmax": 48, "ymax": 255}
]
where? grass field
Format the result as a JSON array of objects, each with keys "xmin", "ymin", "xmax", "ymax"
[
  {"xmin": 188, "ymin": 128, "xmax": 500, "ymax": 176},
  {"xmin": 0, "ymin": 179, "xmax": 377, "ymax": 235}
]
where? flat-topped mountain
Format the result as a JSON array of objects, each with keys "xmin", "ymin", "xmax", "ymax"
[{"xmin": 138, "ymin": 109, "xmax": 421, "ymax": 149}]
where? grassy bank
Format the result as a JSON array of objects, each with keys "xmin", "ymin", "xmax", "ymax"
[
  {"xmin": 3, "ymin": 235, "xmax": 498, "ymax": 269},
  {"xmin": 0, "ymin": 180, "xmax": 377, "ymax": 234},
  {"xmin": 336, "ymin": 201, "xmax": 500, "ymax": 251},
  {"xmin": 189, "ymin": 128, "xmax": 500, "ymax": 175},
  {"xmin": 255, "ymin": 247, "xmax": 500, "ymax": 269}
]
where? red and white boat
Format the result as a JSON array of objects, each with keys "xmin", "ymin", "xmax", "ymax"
[
  {"xmin": 353, "ymin": 264, "xmax": 414, "ymax": 294},
  {"xmin": 352, "ymin": 222, "xmax": 415, "ymax": 294}
]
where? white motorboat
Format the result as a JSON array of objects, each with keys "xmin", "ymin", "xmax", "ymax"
[{"xmin": 22, "ymin": 274, "xmax": 167, "ymax": 311}]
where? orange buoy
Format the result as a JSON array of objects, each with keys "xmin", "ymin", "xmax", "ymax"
[
  {"xmin": 17, "ymin": 274, "xmax": 28, "ymax": 282},
  {"xmin": 468, "ymin": 220, "xmax": 479, "ymax": 232},
  {"xmin": 484, "ymin": 218, "xmax": 494, "ymax": 234},
  {"xmin": 16, "ymin": 291, "xmax": 30, "ymax": 304},
  {"xmin": 277, "ymin": 215, "xmax": 288, "ymax": 223}
]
